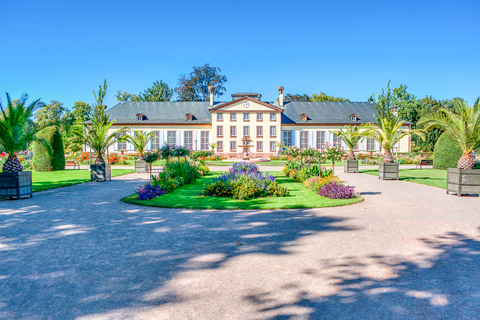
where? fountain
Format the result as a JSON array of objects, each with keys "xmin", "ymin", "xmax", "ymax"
[{"xmin": 241, "ymin": 136, "xmax": 253, "ymax": 160}]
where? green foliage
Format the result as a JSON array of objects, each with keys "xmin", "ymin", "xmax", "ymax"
[
  {"xmin": 284, "ymin": 94, "xmax": 311, "ymax": 102},
  {"xmin": 115, "ymin": 80, "xmax": 173, "ymax": 102},
  {"xmin": 72, "ymin": 101, "xmax": 92, "ymax": 122},
  {"xmin": 34, "ymin": 100, "xmax": 66, "ymax": 126},
  {"xmin": 330, "ymin": 125, "xmax": 364, "ymax": 159},
  {"xmin": 174, "ymin": 64, "xmax": 227, "ymax": 101},
  {"xmin": 32, "ymin": 126, "xmax": 65, "ymax": 172},
  {"xmin": 126, "ymin": 131, "xmax": 154, "ymax": 156},
  {"xmin": 143, "ymin": 152, "xmax": 159, "ymax": 164},
  {"xmin": 433, "ymin": 131, "xmax": 479, "ymax": 170},
  {"xmin": 152, "ymin": 160, "xmax": 200, "ymax": 192},
  {"xmin": 0, "ymin": 92, "xmax": 49, "ymax": 160},
  {"xmin": 304, "ymin": 175, "xmax": 339, "ymax": 193},
  {"xmin": 311, "ymin": 92, "xmax": 349, "ymax": 102},
  {"xmin": 189, "ymin": 150, "xmax": 211, "ymax": 160}
]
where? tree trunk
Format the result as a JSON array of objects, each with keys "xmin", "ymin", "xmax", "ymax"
[
  {"xmin": 347, "ymin": 150, "xmax": 355, "ymax": 160},
  {"xmin": 383, "ymin": 149, "xmax": 394, "ymax": 163},
  {"xmin": 457, "ymin": 152, "xmax": 474, "ymax": 169},
  {"xmin": 95, "ymin": 155, "xmax": 105, "ymax": 165},
  {"xmin": 2, "ymin": 156, "xmax": 23, "ymax": 173}
]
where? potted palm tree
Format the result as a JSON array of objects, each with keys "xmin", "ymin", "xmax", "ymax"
[
  {"xmin": 126, "ymin": 131, "xmax": 154, "ymax": 173},
  {"xmin": 330, "ymin": 125, "xmax": 364, "ymax": 173},
  {"xmin": 419, "ymin": 98, "xmax": 480, "ymax": 196},
  {"xmin": 0, "ymin": 93, "xmax": 48, "ymax": 199},
  {"xmin": 72, "ymin": 80, "xmax": 128, "ymax": 182},
  {"xmin": 365, "ymin": 116, "xmax": 423, "ymax": 180}
]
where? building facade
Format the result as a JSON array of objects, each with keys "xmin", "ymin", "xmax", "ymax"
[{"xmin": 105, "ymin": 87, "xmax": 412, "ymax": 157}]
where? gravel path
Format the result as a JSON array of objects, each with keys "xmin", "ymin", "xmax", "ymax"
[{"xmin": 0, "ymin": 170, "xmax": 479, "ymax": 319}]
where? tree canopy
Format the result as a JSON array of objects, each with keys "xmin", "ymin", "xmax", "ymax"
[
  {"xmin": 115, "ymin": 80, "xmax": 173, "ymax": 102},
  {"xmin": 174, "ymin": 64, "xmax": 227, "ymax": 101}
]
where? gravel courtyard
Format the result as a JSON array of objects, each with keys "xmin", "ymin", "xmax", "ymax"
[{"xmin": 1, "ymin": 170, "xmax": 479, "ymax": 319}]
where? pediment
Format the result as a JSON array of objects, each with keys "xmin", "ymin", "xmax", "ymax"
[{"xmin": 210, "ymin": 96, "xmax": 283, "ymax": 112}]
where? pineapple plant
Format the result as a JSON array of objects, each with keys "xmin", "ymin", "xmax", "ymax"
[
  {"xmin": 419, "ymin": 98, "xmax": 480, "ymax": 170},
  {"xmin": 0, "ymin": 93, "xmax": 47, "ymax": 173}
]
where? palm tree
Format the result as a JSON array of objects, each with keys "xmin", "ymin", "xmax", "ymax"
[
  {"xmin": 418, "ymin": 98, "xmax": 480, "ymax": 169},
  {"xmin": 364, "ymin": 117, "xmax": 424, "ymax": 163},
  {"xmin": 125, "ymin": 131, "xmax": 154, "ymax": 159},
  {"xmin": 0, "ymin": 93, "xmax": 48, "ymax": 172},
  {"xmin": 72, "ymin": 106, "xmax": 127, "ymax": 164},
  {"xmin": 330, "ymin": 125, "xmax": 364, "ymax": 160}
]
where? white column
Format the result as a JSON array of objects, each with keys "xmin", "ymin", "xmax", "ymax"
[
  {"xmin": 295, "ymin": 130, "xmax": 300, "ymax": 147},
  {"xmin": 309, "ymin": 130, "xmax": 315, "ymax": 148}
]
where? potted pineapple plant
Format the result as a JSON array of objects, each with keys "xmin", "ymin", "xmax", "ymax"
[
  {"xmin": 419, "ymin": 98, "xmax": 480, "ymax": 196},
  {"xmin": 126, "ymin": 131, "xmax": 154, "ymax": 173},
  {"xmin": 0, "ymin": 93, "xmax": 48, "ymax": 199},
  {"xmin": 330, "ymin": 125, "xmax": 364, "ymax": 173},
  {"xmin": 72, "ymin": 79, "xmax": 128, "ymax": 182}
]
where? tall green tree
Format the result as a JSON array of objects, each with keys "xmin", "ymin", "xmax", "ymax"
[
  {"xmin": 34, "ymin": 100, "xmax": 66, "ymax": 126},
  {"xmin": 174, "ymin": 64, "xmax": 227, "ymax": 101},
  {"xmin": 284, "ymin": 94, "xmax": 311, "ymax": 102},
  {"xmin": 115, "ymin": 80, "xmax": 173, "ymax": 102},
  {"xmin": 72, "ymin": 101, "xmax": 92, "ymax": 122},
  {"xmin": 418, "ymin": 98, "xmax": 480, "ymax": 169},
  {"xmin": 311, "ymin": 92, "xmax": 349, "ymax": 102}
]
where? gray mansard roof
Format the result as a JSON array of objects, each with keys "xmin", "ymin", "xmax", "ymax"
[
  {"xmin": 106, "ymin": 101, "xmax": 213, "ymax": 124},
  {"xmin": 281, "ymin": 101, "xmax": 378, "ymax": 124}
]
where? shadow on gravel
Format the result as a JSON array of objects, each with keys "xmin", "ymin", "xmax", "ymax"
[
  {"xmin": 245, "ymin": 231, "xmax": 480, "ymax": 319},
  {"xmin": 0, "ymin": 199, "xmax": 358, "ymax": 319}
]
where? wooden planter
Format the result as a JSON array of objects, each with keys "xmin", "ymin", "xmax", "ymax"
[
  {"xmin": 90, "ymin": 164, "xmax": 111, "ymax": 182},
  {"xmin": 344, "ymin": 160, "xmax": 359, "ymax": 173},
  {"xmin": 134, "ymin": 160, "xmax": 149, "ymax": 173},
  {"xmin": 0, "ymin": 171, "xmax": 33, "ymax": 200},
  {"xmin": 379, "ymin": 162, "xmax": 399, "ymax": 180},
  {"xmin": 446, "ymin": 168, "xmax": 480, "ymax": 197}
]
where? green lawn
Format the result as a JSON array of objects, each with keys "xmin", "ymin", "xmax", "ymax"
[
  {"xmin": 32, "ymin": 169, "xmax": 134, "ymax": 192},
  {"xmin": 122, "ymin": 171, "xmax": 363, "ymax": 210},
  {"xmin": 360, "ymin": 168, "xmax": 447, "ymax": 189},
  {"xmin": 111, "ymin": 159, "xmax": 166, "ymax": 166}
]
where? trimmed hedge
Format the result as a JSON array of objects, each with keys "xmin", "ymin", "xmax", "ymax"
[
  {"xmin": 33, "ymin": 127, "xmax": 65, "ymax": 172},
  {"xmin": 433, "ymin": 131, "xmax": 478, "ymax": 169}
]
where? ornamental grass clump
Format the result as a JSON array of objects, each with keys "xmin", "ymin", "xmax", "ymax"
[
  {"xmin": 318, "ymin": 181, "xmax": 355, "ymax": 199},
  {"xmin": 200, "ymin": 162, "xmax": 289, "ymax": 200}
]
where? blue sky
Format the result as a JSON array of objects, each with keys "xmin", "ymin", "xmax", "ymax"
[{"xmin": 1, "ymin": 0, "xmax": 479, "ymax": 109}]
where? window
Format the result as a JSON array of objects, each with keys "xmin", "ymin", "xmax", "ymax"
[
  {"xmin": 316, "ymin": 131, "xmax": 325, "ymax": 149},
  {"xmin": 300, "ymin": 131, "xmax": 309, "ymax": 148},
  {"xmin": 349, "ymin": 114, "xmax": 357, "ymax": 121},
  {"xmin": 151, "ymin": 131, "xmax": 160, "ymax": 150},
  {"xmin": 117, "ymin": 132, "xmax": 127, "ymax": 150},
  {"xmin": 201, "ymin": 131, "xmax": 209, "ymax": 150},
  {"xmin": 186, "ymin": 114, "xmax": 193, "ymax": 121},
  {"xmin": 270, "ymin": 126, "xmax": 276, "ymax": 137},
  {"xmin": 217, "ymin": 126, "xmax": 223, "ymax": 137},
  {"xmin": 300, "ymin": 113, "xmax": 308, "ymax": 121},
  {"xmin": 243, "ymin": 126, "xmax": 250, "ymax": 137},
  {"xmin": 283, "ymin": 130, "xmax": 292, "ymax": 146},
  {"xmin": 136, "ymin": 114, "xmax": 145, "ymax": 121},
  {"xmin": 230, "ymin": 141, "xmax": 236, "ymax": 152},
  {"xmin": 217, "ymin": 141, "xmax": 223, "ymax": 151},
  {"xmin": 167, "ymin": 131, "xmax": 176, "ymax": 146},
  {"xmin": 244, "ymin": 113, "xmax": 249, "ymax": 121},
  {"xmin": 230, "ymin": 126, "xmax": 236, "ymax": 137},
  {"xmin": 270, "ymin": 113, "xmax": 276, "ymax": 121},
  {"xmin": 257, "ymin": 113, "xmax": 263, "ymax": 121},
  {"xmin": 366, "ymin": 138, "xmax": 376, "ymax": 151},
  {"xmin": 257, "ymin": 141, "xmax": 263, "ymax": 151},
  {"xmin": 184, "ymin": 131, "xmax": 193, "ymax": 149},
  {"xmin": 256, "ymin": 126, "xmax": 263, "ymax": 137},
  {"xmin": 270, "ymin": 141, "xmax": 276, "ymax": 152},
  {"xmin": 230, "ymin": 113, "xmax": 236, "ymax": 121},
  {"xmin": 217, "ymin": 113, "xmax": 223, "ymax": 121},
  {"xmin": 333, "ymin": 133, "xmax": 342, "ymax": 146}
]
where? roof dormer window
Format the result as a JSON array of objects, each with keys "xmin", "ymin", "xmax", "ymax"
[
  {"xmin": 300, "ymin": 113, "xmax": 308, "ymax": 121},
  {"xmin": 349, "ymin": 114, "xmax": 358, "ymax": 121},
  {"xmin": 186, "ymin": 113, "xmax": 194, "ymax": 121},
  {"xmin": 136, "ymin": 113, "xmax": 146, "ymax": 121}
]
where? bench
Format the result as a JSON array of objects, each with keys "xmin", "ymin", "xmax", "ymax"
[
  {"xmin": 65, "ymin": 160, "xmax": 80, "ymax": 169},
  {"xmin": 416, "ymin": 159, "xmax": 433, "ymax": 169}
]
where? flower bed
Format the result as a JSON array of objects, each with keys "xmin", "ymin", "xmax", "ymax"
[{"xmin": 199, "ymin": 162, "xmax": 289, "ymax": 200}]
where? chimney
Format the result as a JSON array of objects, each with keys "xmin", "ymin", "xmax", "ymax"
[
  {"xmin": 208, "ymin": 86, "xmax": 214, "ymax": 106},
  {"xmin": 278, "ymin": 86, "xmax": 284, "ymax": 106}
]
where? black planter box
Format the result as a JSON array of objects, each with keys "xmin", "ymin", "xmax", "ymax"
[
  {"xmin": 447, "ymin": 168, "xmax": 480, "ymax": 197},
  {"xmin": 379, "ymin": 162, "xmax": 399, "ymax": 180},
  {"xmin": 90, "ymin": 164, "xmax": 111, "ymax": 182},
  {"xmin": 0, "ymin": 171, "xmax": 33, "ymax": 200},
  {"xmin": 344, "ymin": 160, "xmax": 359, "ymax": 173},
  {"xmin": 134, "ymin": 160, "xmax": 149, "ymax": 173}
]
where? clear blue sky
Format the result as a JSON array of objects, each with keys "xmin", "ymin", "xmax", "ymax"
[{"xmin": 1, "ymin": 0, "xmax": 479, "ymax": 110}]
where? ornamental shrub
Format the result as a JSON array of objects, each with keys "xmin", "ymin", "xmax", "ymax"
[
  {"xmin": 136, "ymin": 183, "xmax": 167, "ymax": 200},
  {"xmin": 318, "ymin": 181, "xmax": 355, "ymax": 199},
  {"xmin": 304, "ymin": 175, "xmax": 339, "ymax": 193},
  {"xmin": 433, "ymin": 131, "xmax": 479, "ymax": 169},
  {"xmin": 33, "ymin": 126, "xmax": 65, "ymax": 172}
]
